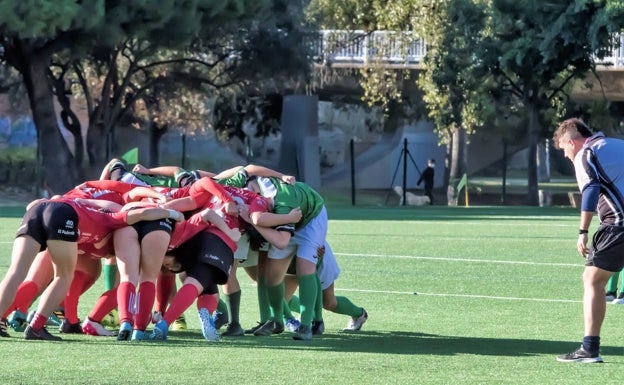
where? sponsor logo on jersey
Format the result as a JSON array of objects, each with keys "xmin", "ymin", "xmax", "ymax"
[{"xmin": 65, "ymin": 220, "xmax": 75, "ymax": 228}]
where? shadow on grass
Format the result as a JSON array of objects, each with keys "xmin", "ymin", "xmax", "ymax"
[
  {"xmin": 0, "ymin": 206, "xmax": 27, "ymax": 218},
  {"xmin": 73, "ymin": 329, "xmax": 621, "ymax": 359}
]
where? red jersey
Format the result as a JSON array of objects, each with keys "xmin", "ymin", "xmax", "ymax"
[
  {"xmin": 56, "ymin": 198, "xmax": 129, "ymax": 246},
  {"xmin": 63, "ymin": 180, "xmax": 139, "ymax": 206}
]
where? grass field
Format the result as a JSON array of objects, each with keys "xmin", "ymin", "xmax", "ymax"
[{"xmin": 0, "ymin": 201, "xmax": 623, "ymax": 384}]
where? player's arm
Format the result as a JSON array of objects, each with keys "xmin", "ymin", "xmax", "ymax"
[
  {"xmin": 200, "ymin": 208, "xmax": 241, "ymax": 242},
  {"xmin": 244, "ymin": 164, "xmax": 296, "ymax": 185},
  {"xmin": 249, "ymin": 208, "xmax": 301, "ymax": 227},
  {"xmin": 251, "ymin": 225, "xmax": 291, "ymax": 249},
  {"xmin": 125, "ymin": 207, "xmax": 184, "ymax": 225},
  {"xmin": 125, "ymin": 186, "xmax": 168, "ymax": 202},
  {"xmin": 132, "ymin": 164, "xmax": 181, "ymax": 177},
  {"xmin": 211, "ymin": 165, "xmax": 245, "ymax": 181}
]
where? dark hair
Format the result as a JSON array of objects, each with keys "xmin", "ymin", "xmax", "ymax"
[{"xmin": 246, "ymin": 224, "xmax": 267, "ymax": 251}]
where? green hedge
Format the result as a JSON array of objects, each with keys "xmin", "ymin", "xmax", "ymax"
[{"xmin": 0, "ymin": 147, "xmax": 38, "ymax": 189}]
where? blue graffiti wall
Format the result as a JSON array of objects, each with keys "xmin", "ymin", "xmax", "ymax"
[{"xmin": 0, "ymin": 116, "xmax": 37, "ymax": 148}]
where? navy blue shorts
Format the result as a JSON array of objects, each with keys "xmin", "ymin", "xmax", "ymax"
[
  {"xmin": 170, "ymin": 232, "xmax": 233, "ymax": 294},
  {"xmin": 130, "ymin": 218, "xmax": 174, "ymax": 243},
  {"xmin": 16, "ymin": 201, "xmax": 79, "ymax": 250},
  {"xmin": 586, "ymin": 225, "xmax": 624, "ymax": 272}
]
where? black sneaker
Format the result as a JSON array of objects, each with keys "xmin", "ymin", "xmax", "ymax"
[
  {"xmin": 60, "ymin": 319, "xmax": 84, "ymax": 334},
  {"xmin": 24, "ymin": 325, "xmax": 62, "ymax": 341},
  {"xmin": 606, "ymin": 291, "xmax": 617, "ymax": 301},
  {"xmin": 293, "ymin": 324, "xmax": 312, "ymax": 341},
  {"xmin": 213, "ymin": 311, "xmax": 229, "ymax": 330},
  {"xmin": 244, "ymin": 322, "xmax": 263, "ymax": 334},
  {"xmin": 0, "ymin": 318, "xmax": 10, "ymax": 338},
  {"xmin": 221, "ymin": 322, "xmax": 244, "ymax": 337},
  {"xmin": 312, "ymin": 320, "xmax": 325, "ymax": 336},
  {"xmin": 253, "ymin": 320, "xmax": 284, "ymax": 336},
  {"xmin": 556, "ymin": 346, "xmax": 603, "ymax": 363}
]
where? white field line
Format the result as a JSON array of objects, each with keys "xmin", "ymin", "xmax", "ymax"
[
  {"xmin": 335, "ymin": 252, "xmax": 581, "ymax": 268},
  {"xmin": 335, "ymin": 287, "xmax": 582, "ymax": 304}
]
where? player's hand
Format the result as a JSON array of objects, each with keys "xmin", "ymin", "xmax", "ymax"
[
  {"xmin": 132, "ymin": 164, "xmax": 149, "ymax": 174},
  {"xmin": 224, "ymin": 201, "xmax": 239, "ymax": 217},
  {"xmin": 281, "ymin": 175, "xmax": 296, "ymax": 184},
  {"xmin": 577, "ymin": 233, "xmax": 590, "ymax": 258},
  {"xmin": 228, "ymin": 228, "xmax": 242, "ymax": 243},
  {"xmin": 288, "ymin": 207, "xmax": 302, "ymax": 223},
  {"xmin": 238, "ymin": 204, "xmax": 251, "ymax": 222}
]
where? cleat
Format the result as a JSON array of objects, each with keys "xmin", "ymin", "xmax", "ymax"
[
  {"xmin": 117, "ymin": 321, "xmax": 132, "ymax": 341},
  {"xmin": 612, "ymin": 292, "xmax": 624, "ymax": 305},
  {"xmin": 47, "ymin": 308, "xmax": 65, "ymax": 327},
  {"xmin": 285, "ymin": 318, "xmax": 301, "ymax": 333},
  {"xmin": 557, "ymin": 346, "xmax": 603, "ymax": 363},
  {"xmin": 213, "ymin": 311, "xmax": 228, "ymax": 330},
  {"xmin": 101, "ymin": 309, "xmax": 119, "ymax": 328},
  {"xmin": 0, "ymin": 318, "xmax": 10, "ymax": 337},
  {"xmin": 343, "ymin": 309, "xmax": 368, "ymax": 331},
  {"xmin": 60, "ymin": 319, "xmax": 83, "ymax": 334},
  {"xmin": 293, "ymin": 324, "xmax": 312, "ymax": 341},
  {"xmin": 253, "ymin": 320, "xmax": 284, "ymax": 337},
  {"xmin": 131, "ymin": 329, "xmax": 146, "ymax": 341},
  {"xmin": 198, "ymin": 308, "xmax": 219, "ymax": 342},
  {"xmin": 244, "ymin": 322, "xmax": 263, "ymax": 334},
  {"xmin": 221, "ymin": 322, "xmax": 244, "ymax": 337},
  {"xmin": 7, "ymin": 310, "xmax": 27, "ymax": 332},
  {"xmin": 82, "ymin": 318, "xmax": 115, "ymax": 337},
  {"xmin": 312, "ymin": 320, "xmax": 325, "ymax": 336},
  {"xmin": 171, "ymin": 315, "xmax": 187, "ymax": 331},
  {"xmin": 24, "ymin": 325, "xmax": 62, "ymax": 341},
  {"xmin": 149, "ymin": 320, "xmax": 168, "ymax": 341},
  {"xmin": 605, "ymin": 291, "xmax": 617, "ymax": 302}
]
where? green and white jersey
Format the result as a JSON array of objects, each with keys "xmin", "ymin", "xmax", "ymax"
[
  {"xmin": 216, "ymin": 167, "xmax": 248, "ymax": 188},
  {"xmin": 271, "ymin": 179, "xmax": 324, "ymax": 230}
]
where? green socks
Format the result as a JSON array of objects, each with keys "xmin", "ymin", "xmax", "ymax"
[
  {"xmin": 224, "ymin": 290, "xmax": 241, "ymax": 325},
  {"xmin": 297, "ymin": 273, "xmax": 318, "ymax": 327},
  {"xmin": 103, "ymin": 263, "xmax": 117, "ymax": 291},
  {"xmin": 267, "ymin": 282, "xmax": 285, "ymax": 326},
  {"xmin": 334, "ymin": 296, "xmax": 364, "ymax": 318}
]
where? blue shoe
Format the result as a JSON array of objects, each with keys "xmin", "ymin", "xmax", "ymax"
[
  {"xmin": 131, "ymin": 329, "xmax": 146, "ymax": 341},
  {"xmin": 285, "ymin": 318, "xmax": 300, "ymax": 333},
  {"xmin": 117, "ymin": 321, "xmax": 132, "ymax": 341},
  {"xmin": 7, "ymin": 310, "xmax": 27, "ymax": 332},
  {"xmin": 47, "ymin": 308, "xmax": 65, "ymax": 327},
  {"xmin": 198, "ymin": 308, "xmax": 219, "ymax": 342},
  {"xmin": 149, "ymin": 320, "xmax": 168, "ymax": 341}
]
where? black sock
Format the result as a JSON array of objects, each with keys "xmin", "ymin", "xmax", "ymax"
[{"xmin": 582, "ymin": 336, "xmax": 600, "ymax": 353}]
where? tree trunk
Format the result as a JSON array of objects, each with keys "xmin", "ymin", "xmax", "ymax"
[
  {"xmin": 22, "ymin": 50, "xmax": 79, "ymax": 194},
  {"xmin": 446, "ymin": 125, "xmax": 467, "ymax": 206},
  {"xmin": 526, "ymin": 102, "xmax": 540, "ymax": 206}
]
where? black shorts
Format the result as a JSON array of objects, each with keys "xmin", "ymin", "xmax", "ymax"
[
  {"xmin": 586, "ymin": 224, "xmax": 624, "ymax": 272},
  {"xmin": 176, "ymin": 170, "xmax": 200, "ymax": 188},
  {"xmin": 131, "ymin": 218, "xmax": 174, "ymax": 243},
  {"xmin": 171, "ymin": 232, "xmax": 233, "ymax": 293},
  {"xmin": 108, "ymin": 160, "xmax": 128, "ymax": 181},
  {"xmin": 16, "ymin": 201, "xmax": 79, "ymax": 250}
]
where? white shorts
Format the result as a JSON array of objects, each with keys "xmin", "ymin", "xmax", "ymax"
[
  {"xmin": 235, "ymin": 233, "xmax": 268, "ymax": 268},
  {"xmin": 317, "ymin": 241, "xmax": 340, "ymax": 290},
  {"xmin": 268, "ymin": 206, "xmax": 328, "ymax": 265}
]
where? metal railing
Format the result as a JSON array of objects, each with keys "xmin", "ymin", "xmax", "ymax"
[
  {"xmin": 312, "ymin": 30, "xmax": 425, "ymax": 66},
  {"xmin": 313, "ymin": 30, "xmax": 624, "ymax": 69}
]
